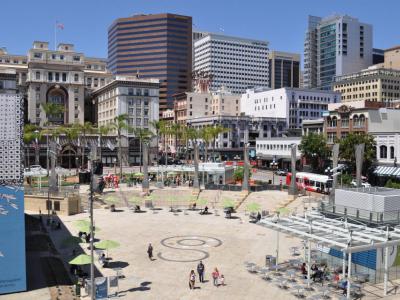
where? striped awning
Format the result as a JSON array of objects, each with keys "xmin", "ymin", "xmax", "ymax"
[{"xmin": 374, "ymin": 166, "xmax": 400, "ymax": 177}]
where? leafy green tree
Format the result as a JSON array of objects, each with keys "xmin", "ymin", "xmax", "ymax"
[
  {"xmin": 299, "ymin": 133, "xmax": 329, "ymax": 172},
  {"xmin": 339, "ymin": 133, "xmax": 376, "ymax": 174},
  {"xmin": 200, "ymin": 126, "xmax": 213, "ymax": 162},
  {"xmin": 233, "ymin": 166, "xmax": 252, "ymax": 182},
  {"xmin": 209, "ymin": 125, "xmax": 229, "ymax": 162}
]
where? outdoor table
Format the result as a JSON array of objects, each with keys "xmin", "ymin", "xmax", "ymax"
[
  {"xmin": 271, "ymin": 265, "xmax": 284, "ymax": 276},
  {"xmin": 286, "ymin": 269, "xmax": 297, "ymax": 282},
  {"xmin": 353, "ymin": 272, "xmax": 369, "ymax": 283},
  {"xmin": 292, "ymin": 285, "xmax": 305, "ymax": 298},
  {"xmin": 290, "ymin": 246, "xmax": 300, "ymax": 256},
  {"xmin": 277, "ymin": 278, "xmax": 288, "ymax": 289},
  {"xmin": 113, "ymin": 267, "xmax": 123, "ymax": 278},
  {"xmin": 288, "ymin": 259, "xmax": 302, "ymax": 268}
]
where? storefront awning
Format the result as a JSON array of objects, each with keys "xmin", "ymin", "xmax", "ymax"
[{"xmin": 374, "ymin": 166, "xmax": 400, "ymax": 177}]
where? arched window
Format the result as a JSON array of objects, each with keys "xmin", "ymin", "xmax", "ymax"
[
  {"xmin": 74, "ymin": 74, "xmax": 79, "ymax": 82},
  {"xmin": 353, "ymin": 115, "xmax": 359, "ymax": 127},
  {"xmin": 359, "ymin": 114, "xmax": 366, "ymax": 127},
  {"xmin": 47, "ymin": 87, "xmax": 67, "ymax": 124},
  {"xmin": 380, "ymin": 145, "xmax": 387, "ymax": 159},
  {"xmin": 390, "ymin": 146, "xmax": 395, "ymax": 159}
]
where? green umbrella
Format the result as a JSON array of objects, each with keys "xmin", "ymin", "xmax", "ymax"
[
  {"xmin": 223, "ymin": 199, "xmax": 235, "ymax": 208},
  {"xmin": 246, "ymin": 202, "xmax": 261, "ymax": 213},
  {"xmin": 104, "ymin": 195, "xmax": 120, "ymax": 203},
  {"xmin": 94, "ymin": 239, "xmax": 120, "ymax": 258},
  {"xmin": 196, "ymin": 198, "xmax": 208, "ymax": 207},
  {"xmin": 128, "ymin": 196, "xmax": 142, "ymax": 206},
  {"xmin": 95, "ymin": 240, "xmax": 120, "ymax": 250},
  {"xmin": 276, "ymin": 207, "xmax": 290, "ymax": 215},
  {"xmin": 133, "ymin": 172, "xmax": 144, "ymax": 177},
  {"xmin": 69, "ymin": 254, "xmax": 91, "ymax": 265},
  {"xmin": 73, "ymin": 219, "xmax": 100, "ymax": 233},
  {"xmin": 60, "ymin": 236, "xmax": 84, "ymax": 249},
  {"xmin": 167, "ymin": 171, "xmax": 177, "ymax": 177}
]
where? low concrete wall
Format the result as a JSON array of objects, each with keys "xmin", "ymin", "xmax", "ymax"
[{"xmin": 25, "ymin": 194, "xmax": 81, "ymax": 216}]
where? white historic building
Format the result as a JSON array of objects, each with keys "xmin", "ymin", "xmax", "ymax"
[
  {"xmin": 241, "ymin": 87, "xmax": 340, "ymax": 129},
  {"xmin": 194, "ymin": 33, "xmax": 269, "ymax": 94}
]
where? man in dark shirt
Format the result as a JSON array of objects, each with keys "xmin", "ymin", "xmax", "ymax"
[{"xmin": 197, "ymin": 261, "xmax": 205, "ymax": 283}]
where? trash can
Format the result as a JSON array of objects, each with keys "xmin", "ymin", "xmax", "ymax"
[
  {"xmin": 79, "ymin": 171, "xmax": 91, "ymax": 184},
  {"xmin": 265, "ymin": 255, "xmax": 276, "ymax": 267}
]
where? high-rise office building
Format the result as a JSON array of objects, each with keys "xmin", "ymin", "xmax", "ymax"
[
  {"xmin": 269, "ymin": 51, "xmax": 300, "ymax": 89},
  {"xmin": 194, "ymin": 33, "xmax": 269, "ymax": 94},
  {"xmin": 108, "ymin": 13, "xmax": 192, "ymax": 113},
  {"xmin": 303, "ymin": 15, "xmax": 373, "ymax": 90}
]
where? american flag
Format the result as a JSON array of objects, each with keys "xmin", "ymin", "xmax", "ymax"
[{"xmin": 56, "ymin": 21, "xmax": 64, "ymax": 30}]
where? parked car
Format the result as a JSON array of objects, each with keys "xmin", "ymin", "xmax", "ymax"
[
  {"xmin": 158, "ymin": 157, "xmax": 183, "ymax": 165},
  {"xmin": 275, "ymin": 169, "xmax": 288, "ymax": 176},
  {"xmin": 351, "ymin": 180, "xmax": 371, "ymax": 188},
  {"xmin": 29, "ymin": 165, "xmax": 43, "ymax": 171}
]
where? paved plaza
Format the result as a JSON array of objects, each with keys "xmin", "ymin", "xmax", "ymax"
[{"xmin": 42, "ymin": 189, "xmax": 399, "ymax": 300}]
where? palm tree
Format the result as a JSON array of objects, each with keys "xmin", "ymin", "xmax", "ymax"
[
  {"xmin": 97, "ymin": 124, "xmax": 112, "ymax": 162},
  {"xmin": 149, "ymin": 120, "xmax": 165, "ymax": 164},
  {"xmin": 111, "ymin": 114, "xmax": 129, "ymax": 178},
  {"xmin": 200, "ymin": 126, "xmax": 213, "ymax": 162},
  {"xmin": 23, "ymin": 124, "xmax": 40, "ymax": 168},
  {"xmin": 41, "ymin": 103, "xmax": 65, "ymax": 175},
  {"xmin": 61, "ymin": 125, "xmax": 79, "ymax": 170},
  {"xmin": 159, "ymin": 121, "xmax": 171, "ymax": 166},
  {"xmin": 132, "ymin": 128, "xmax": 153, "ymax": 172},
  {"xmin": 210, "ymin": 125, "xmax": 230, "ymax": 162},
  {"xmin": 170, "ymin": 123, "xmax": 182, "ymax": 158},
  {"xmin": 77, "ymin": 122, "xmax": 95, "ymax": 169}
]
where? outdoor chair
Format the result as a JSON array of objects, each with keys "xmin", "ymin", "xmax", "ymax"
[
  {"xmin": 291, "ymin": 285, "xmax": 306, "ymax": 298},
  {"xmin": 276, "ymin": 278, "xmax": 289, "ymax": 289}
]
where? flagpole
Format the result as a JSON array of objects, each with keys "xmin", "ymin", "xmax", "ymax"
[{"xmin": 54, "ymin": 21, "xmax": 57, "ymax": 50}]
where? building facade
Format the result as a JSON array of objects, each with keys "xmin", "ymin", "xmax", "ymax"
[
  {"xmin": 194, "ymin": 33, "xmax": 269, "ymax": 94},
  {"xmin": 256, "ymin": 137, "xmax": 301, "ymax": 169},
  {"xmin": 241, "ymin": 87, "xmax": 340, "ymax": 129},
  {"xmin": 108, "ymin": 13, "xmax": 192, "ymax": 113},
  {"xmin": 0, "ymin": 41, "xmax": 112, "ymax": 126},
  {"xmin": 187, "ymin": 115, "xmax": 287, "ymax": 160},
  {"xmin": 304, "ymin": 15, "xmax": 373, "ymax": 90},
  {"xmin": 333, "ymin": 66, "xmax": 400, "ymax": 103},
  {"xmin": 269, "ymin": 51, "xmax": 300, "ymax": 89},
  {"xmin": 323, "ymin": 101, "xmax": 400, "ymax": 165}
]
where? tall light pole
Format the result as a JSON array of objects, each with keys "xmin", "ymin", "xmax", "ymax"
[{"xmin": 88, "ymin": 145, "xmax": 96, "ymax": 300}]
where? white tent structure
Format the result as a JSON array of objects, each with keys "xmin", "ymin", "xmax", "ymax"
[{"xmin": 259, "ymin": 211, "xmax": 400, "ymax": 298}]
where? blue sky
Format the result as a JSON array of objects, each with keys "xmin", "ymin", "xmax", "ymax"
[{"xmin": 2, "ymin": 0, "xmax": 399, "ymax": 61}]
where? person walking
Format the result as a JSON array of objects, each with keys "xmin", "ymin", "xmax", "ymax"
[
  {"xmin": 197, "ymin": 261, "xmax": 205, "ymax": 283},
  {"xmin": 212, "ymin": 267, "xmax": 220, "ymax": 287},
  {"xmin": 189, "ymin": 270, "xmax": 196, "ymax": 290},
  {"xmin": 147, "ymin": 243, "xmax": 153, "ymax": 260}
]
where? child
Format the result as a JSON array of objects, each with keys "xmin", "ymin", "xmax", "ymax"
[{"xmin": 220, "ymin": 274, "xmax": 225, "ymax": 286}]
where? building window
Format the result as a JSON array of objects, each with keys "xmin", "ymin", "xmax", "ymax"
[
  {"xmin": 62, "ymin": 73, "xmax": 67, "ymax": 82},
  {"xmin": 144, "ymin": 89, "xmax": 149, "ymax": 96},
  {"xmin": 34, "ymin": 52, "xmax": 42, "ymax": 58},
  {"xmin": 380, "ymin": 145, "xmax": 387, "ymax": 159},
  {"xmin": 35, "ymin": 71, "xmax": 40, "ymax": 80},
  {"xmin": 73, "ymin": 55, "xmax": 80, "ymax": 61},
  {"xmin": 55, "ymin": 73, "xmax": 59, "ymax": 81},
  {"xmin": 128, "ymin": 88, "xmax": 134, "ymax": 96},
  {"xmin": 60, "ymin": 55, "xmax": 64, "ymax": 60},
  {"xmin": 390, "ymin": 146, "xmax": 395, "ymax": 159},
  {"xmin": 74, "ymin": 74, "xmax": 79, "ymax": 82}
]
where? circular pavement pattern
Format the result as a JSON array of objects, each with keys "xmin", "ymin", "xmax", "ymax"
[{"xmin": 158, "ymin": 235, "xmax": 223, "ymax": 262}]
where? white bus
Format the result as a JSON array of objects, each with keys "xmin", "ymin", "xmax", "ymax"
[{"xmin": 286, "ymin": 172, "xmax": 332, "ymax": 194}]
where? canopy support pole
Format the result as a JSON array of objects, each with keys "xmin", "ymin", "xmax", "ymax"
[
  {"xmin": 307, "ymin": 239, "xmax": 311, "ymax": 288},
  {"xmin": 384, "ymin": 245, "xmax": 389, "ymax": 296},
  {"xmin": 275, "ymin": 230, "xmax": 279, "ymax": 271},
  {"xmin": 346, "ymin": 251, "xmax": 352, "ymax": 299},
  {"xmin": 342, "ymin": 251, "xmax": 346, "ymax": 279}
]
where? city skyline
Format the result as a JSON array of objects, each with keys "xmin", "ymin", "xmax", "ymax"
[{"xmin": 1, "ymin": 0, "xmax": 399, "ymax": 63}]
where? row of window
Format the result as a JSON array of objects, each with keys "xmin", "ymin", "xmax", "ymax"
[{"xmin": 379, "ymin": 145, "xmax": 395, "ymax": 159}]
